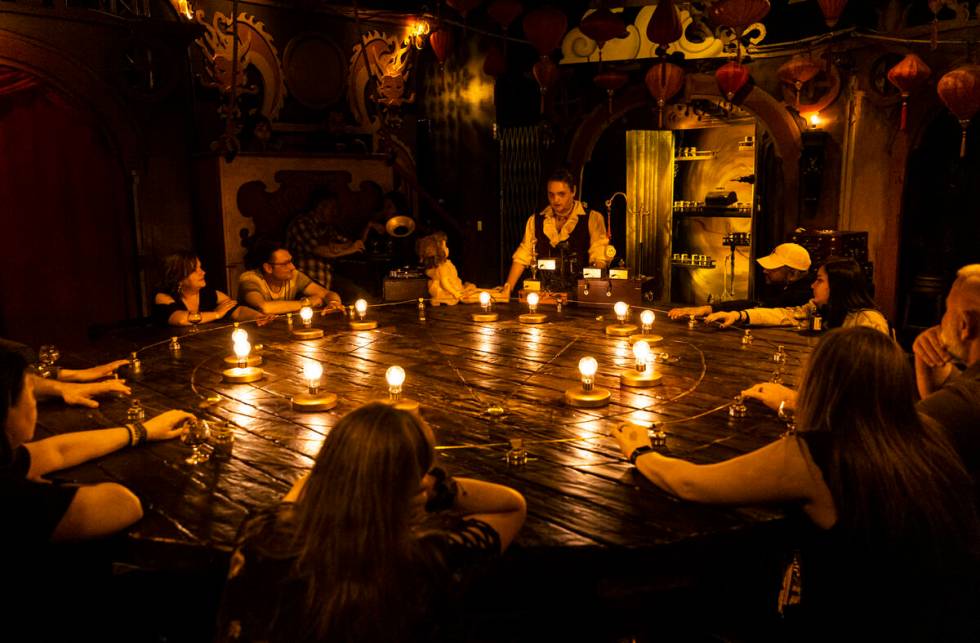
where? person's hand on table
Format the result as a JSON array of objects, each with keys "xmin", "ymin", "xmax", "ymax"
[
  {"xmin": 612, "ymin": 422, "xmax": 653, "ymax": 460},
  {"xmin": 214, "ymin": 298, "xmax": 238, "ymax": 318},
  {"xmin": 668, "ymin": 305, "xmax": 712, "ymax": 320},
  {"xmin": 256, "ymin": 314, "xmax": 277, "ymax": 327},
  {"xmin": 322, "ymin": 297, "xmax": 345, "ymax": 314},
  {"xmin": 741, "ymin": 383, "xmax": 797, "ymax": 412},
  {"xmin": 61, "ymin": 379, "xmax": 131, "ymax": 408},
  {"xmin": 63, "ymin": 359, "xmax": 129, "ymax": 382},
  {"xmin": 144, "ymin": 410, "xmax": 196, "ymax": 441},
  {"xmin": 704, "ymin": 311, "xmax": 740, "ymax": 328},
  {"xmin": 495, "ymin": 283, "xmax": 512, "ymax": 301}
]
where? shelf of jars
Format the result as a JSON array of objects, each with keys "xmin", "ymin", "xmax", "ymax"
[
  {"xmin": 671, "ymin": 253, "xmax": 717, "ymax": 269},
  {"xmin": 672, "ymin": 201, "xmax": 753, "ymax": 218}
]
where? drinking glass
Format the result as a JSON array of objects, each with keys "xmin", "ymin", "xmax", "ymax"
[
  {"xmin": 183, "ymin": 418, "xmax": 211, "ymax": 464},
  {"xmin": 187, "ymin": 311, "xmax": 203, "ymax": 333}
]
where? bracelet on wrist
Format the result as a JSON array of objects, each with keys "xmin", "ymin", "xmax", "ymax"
[
  {"xmin": 628, "ymin": 445, "xmax": 656, "ymax": 465},
  {"xmin": 125, "ymin": 424, "xmax": 137, "ymax": 447},
  {"xmin": 133, "ymin": 421, "xmax": 148, "ymax": 446}
]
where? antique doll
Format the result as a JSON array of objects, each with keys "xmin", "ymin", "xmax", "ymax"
[{"xmin": 416, "ymin": 232, "xmax": 480, "ymax": 305}]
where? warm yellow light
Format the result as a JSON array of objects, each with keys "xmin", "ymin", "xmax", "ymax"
[
  {"xmin": 479, "ymin": 291, "xmax": 491, "ymax": 309},
  {"xmin": 300, "ymin": 306, "xmax": 313, "ymax": 322},
  {"xmin": 640, "ymin": 310, "xmax": 655, "ymax": 327},
  {"xmin": 633, "ymin": 340, "xmax": 651, "ymax": 372},
  {"xmin": 578, "ymin": 356, "xmax": 598, "ymax": 377},
  {"xmin": 303, "ymin": 360, "xmax": 323, "ymax": 382},
  {"xmin": 527, "ymin": 292, "xmax": 539, "ymax": 312},
  {"xmin": 614, "ymin": 301, "xmax": 629, "ymax": 322},
  {"xmin": 808, "ymin": 112, "xmax": 821, "ymax": 128},
  {"xmin": 231, "ymin": 327, "xmax": 248, "ymax": 344},
  {"xmin": 386, "ymin": 365, "xmax": 406, "ymax": 387},
  {"xmin": 355, "ymin": 299, "xmax": 368, "ymax": 319},
  {"xmin": 405, "ymin": 18, "xmax": 430, "ymax": 49},
  {"xmin": 234, "ymin": 340, "xmax": 251, "ymax": 368}
]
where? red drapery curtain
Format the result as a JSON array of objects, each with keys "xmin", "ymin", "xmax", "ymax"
[{"xmin": 0, "ymin": 65, "xmax": 138, "ymax": 349}]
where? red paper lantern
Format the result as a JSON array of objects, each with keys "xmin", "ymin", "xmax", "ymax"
[
  {"xmin": 708, "ymin": 0, "xmax": 769, "ymax": 62},
  {"xmin": 937, "ymin": 64, "xmax": 980, "ymax": 157},
  {"xmin": 716, "ymin": 60, "xmax": 751, "ymax": 102},
  {"xmin": 447, "ymin": 0, "xmax": 482, "ymax": 19},
  {"xmin": 886, "ymin": 53, "xmax": 930, "ymax": 131},
  {"xmin": 594, "ymin": 69, "xmax": 629, "ymax": 112},
  {"xmin": 483, "ymin": 44, "xmax": 507, "ymax": 78},
  {"xmin": 647, "ymin": 0, "xmax": 682, "ymax": 50},
  {"xmin": 778, "ymin": 55, "xmax": 822, "ymax": 106},
  {"xmin": 487, "ymin": 0, "xmax": 523, "ymax": 31},
  {"xmin": 817, "ymin": 0, "xmax": 848, "ymax": 28},
  {"xmin": 579, "ymin": 8, "xmax": 628, "ymax": 56},
  {"xmin": 645, "ymin": 62, "xmax": 685, "ymax": 127},
  {"xmin": 523, "ymin": 7, "xmax": 568, "ymax": 57},
  {"xmin": 430, "ymin": 29, "xmax": 453, "ymax": 66},
  {"xmin": 533, "ymin": 56, "xmax": 560, "ymax": 113}
]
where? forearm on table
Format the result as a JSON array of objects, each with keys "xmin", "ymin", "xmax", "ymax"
[
  {"xmin": 505, "ymin": 261, "xmax": 526, "ymax": 289},
  {"xmin": 30, "ymin": 374, "xmax": 67, "ymax": 399},
  {"xmin": 26, "ymin": 426, "xmax": 132, "ymax": 476},
  {"xmin": 167, "ymin": 310, "xmax": 224, "ymax": 326}
]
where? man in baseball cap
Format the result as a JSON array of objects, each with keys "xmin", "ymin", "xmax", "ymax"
[{"xmin": 668, "ymin": 243, "xmax": 813, "ymax": 319}]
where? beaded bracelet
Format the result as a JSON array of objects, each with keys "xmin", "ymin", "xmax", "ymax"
[
  {"xmin": 125, "ymin": 424, "xmax": 137, "ymax": 447},
  {"xmin": 132, "ymin": 421, "xmax": 148, "ymax": 446}
]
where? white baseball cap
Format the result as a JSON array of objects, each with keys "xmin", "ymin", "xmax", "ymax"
[{"xmin": 757, "ymin": 243, "xmax": 811, "ymax": 271}]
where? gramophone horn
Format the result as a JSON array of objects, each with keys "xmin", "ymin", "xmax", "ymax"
[{"xmin": 385, "ymin": 215, "xmax": 415, "ymax": 237}]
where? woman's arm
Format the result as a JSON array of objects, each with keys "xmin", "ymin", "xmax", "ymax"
[
  {"xmin": 451, "ymin": 477, "xmax": 526, "ymax": 551},
  {"xmin": 50, "ymin": 483, "xmax": 143, "ymax": 541}
]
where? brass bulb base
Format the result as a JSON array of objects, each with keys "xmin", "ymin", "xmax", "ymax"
[
  {"xmin": 349, "ymin": 320, "xmax": 379, "ymax": 330},
  {"xmin": 472, "ymin": 312, "xmax": 499, "ymax": 322},
  {"xmin": 620, "ymin": 369, "xmax": 663, "ymax": 388},
  {"xmin": 628, "ymin": 333, "xmax": 664, "ymax": 345},
  {"xmin": 222, "ymin": 366, "xmax": 264, "ymax": 383},
  {"xmin": 292, "ymin": 328, "xmax": 324, "ymax": 340},
  {"xmin": 382, "ymin": 397, "xmax": 420, "ymax": 412},
  {"xmin": 519, "ymin": 312, "xmax": 547, "ymax": 324},
  {"xmin": 564, "ymin": 387, "xmax": 611, "ymax": 407},
  {"xmin": 605, "ymin": 323, "xmax": 638, "ymax": 337},
  {"xmin": 292, "ymin": 392, "xmax": 338, "ymax": 412},
  {"xmin": 223, "ymin": 354, "xmax": 263, "ymax": 367},
  {"xmin": 485, "ymin": 404, "xmax": 506, "ymax": 417}
]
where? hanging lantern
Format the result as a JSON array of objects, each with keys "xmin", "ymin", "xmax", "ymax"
[
  {"xmin": 594, "ymin": 69, "xmax": 629, "ymax": 112},
  {"xmin": 487, "ymin": 0, "xmax": 524, "ymax": 32},
  {"xmin": 483, "ymin": 44, "xmax": 507, "ymax": 78},
  {"xmin": 430, "ymin": 28, "xmax": 453, "ymax": 67},
  {"xmin": 816, "ymin": 0, "xmax": 848, "ymax": 28},
  {"xmin": 886, "ymin": 53, "xmax": 930, "ymax": 131},
  {"xmin": 447, "ymin": 0, "xmax": 482, "ymax": 19},
  {"xmin": 778, "ymin": 55, "xmax": 822, "ymax": 106},
  {"xmin": 579, "ymin": 8, "xmax": 628, "ymax": 62},
  {"xmin": 533, "ymin": 56, "xmax": 560, "ymax": 113},
  {"xmin": 522, "ymin": 6, "xmax": 568, "ymax": 57},
  {"xmin": 716, "ymin": 60, "xmax": 751, "ymax": 103},
  {"xmin": 645, "ymin": 62, "xmax": 685, "ymax": 128},
  {"xmin": 937, "ymin": 64, "xmax": 980, "ymax": 157},
  {"xmin": 708, "ymin": 0, "xmax": 770, "ymax": 62},
  {"xmin": 647, "ymin": 0, "xmax": 682, "ymax": 52}
]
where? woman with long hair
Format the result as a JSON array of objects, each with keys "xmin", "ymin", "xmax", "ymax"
[
  {"xmin": 153, "ymin": 251, "xmax": 266, "ymax": 326},
  {"xmin": 216, "ymin": 402, "xmax": 526, "ymax": 643},
  {"xmin": 705, "ymin": 256, "xmax": 888, "ymax": 334},
  {"xmin": 614, "ymin": 327, "xmax": 980, "ymax": 636}
]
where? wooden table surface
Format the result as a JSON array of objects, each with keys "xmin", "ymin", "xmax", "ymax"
[{"xmin": 37, "ymin": 301, "xmax": 816, "ymax": 570}]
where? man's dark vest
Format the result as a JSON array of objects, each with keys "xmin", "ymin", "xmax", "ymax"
[{"xmin": 533, "ymin": 207, "xmax": 591, "ymax": 263}]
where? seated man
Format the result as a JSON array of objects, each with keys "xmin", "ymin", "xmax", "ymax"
[
  {"xmin": 914, "ymin": 264, "xmax": 980, "ymax": 481},
  {"xmin": 238, "ymin": 239, "xmax": 344, "ymax": 315},
  {"xmin": 668, "ymin": 243, "xmax": 813, "ymax": 319},
  {"xmin": 501, "ymin": 168, "xmax": 612, "ymax": 297}
]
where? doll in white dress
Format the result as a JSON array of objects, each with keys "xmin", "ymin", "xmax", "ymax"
[{"xmin": 416, "ymin": 232, "xmax": 480, "ymax": 305}]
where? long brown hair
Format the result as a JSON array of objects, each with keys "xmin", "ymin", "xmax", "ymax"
[
  {"xmin": 795, "ymin": 327, "xmax": 979, "ymax": 564},
  {"xmin": 416, "ymin": 231, "xmax": 448, "ymax": 269},
  {"xmin": 292, "ymin": 402, "xmax": 436, "ymax": 640},
  {"xmin": 161, "ymin": 251, "xmax": 199, "ymax": 295}
]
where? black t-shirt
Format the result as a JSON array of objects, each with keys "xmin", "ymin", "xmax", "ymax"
[
  {"xmin": 918, "ymin": 362, "xmax": 980, "ymax": 480},
  {"xmin": 152, "ymin": 286, "xmax": 235, "ymax": 326},
  {"xmin": 0, "ymin": 445, "xmax": 78, "ymax": 548}
]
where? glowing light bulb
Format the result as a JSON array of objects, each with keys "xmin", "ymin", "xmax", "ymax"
[
  {"xmin": 578, "ymin": 356, "xmax": 598, "ymax": 391},
  {"xmin": 640, "ymin": 310, "xmax": 655, "ymax": 331},
  {"xmin": 614, "ymin": 301, "xmax": 629, "ymax": 323},
  {"xmin": 233, "ymin": 340, "xmax": 251, "ymax": 369},
  {"xmin": 386, "ymin": 365, "xmax": 406, "ymax": 401},
  {"xmin": 355, "ymin": 299, "xmax": 368, "ymax": 320},
  {"xmin": 527, "ymin": 291, "xmax": 539, "ymax": 313},
  {"xmin": 479, "ymin": 291, "xmax": 491, "ymax": 311},
  {"xmin": 231, "ymin": 327, "xmax": 248, "ymax": 344},
  {"xmin": 809, "ymin": 112, "xmax": 821, "ymax": 128},
  {"xmin": 633, "ymin": 340, "xmax": 651, "ymax": 372},
  {"xmin": 300, "ymin": 306, "xmax": 314, "ymax": 328},
  {"xmin": 304, "ymin": 360, "xmax": 323, "ymax": 393}
]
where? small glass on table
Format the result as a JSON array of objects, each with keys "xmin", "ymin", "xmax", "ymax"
[
  {"xmin": 187, "ymin": 311, "xmax": 203, "ymax": 333},
  {"xmin": 182, "ymin": 417, "xmax": 211, "ymax": 464}
]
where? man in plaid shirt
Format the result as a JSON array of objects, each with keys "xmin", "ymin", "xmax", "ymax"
[{"xmin": 286, "ymin": 190, "xmax": 365, "ymax": 290}]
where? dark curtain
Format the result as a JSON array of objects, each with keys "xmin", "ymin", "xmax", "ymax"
[{"xmin": 0, "ymin": 65, "xmax": 137, "ymax": 349}]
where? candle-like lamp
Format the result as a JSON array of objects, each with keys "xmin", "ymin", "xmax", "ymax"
[
  {"xmin": 292, "ymin": 306, "xmax": 324, "ymax": 339},
  {"xmin": 564, "ymin": 356, "xmax": 611, "ymax": 407},
  {"xmin": 224, "ymin": 325, "xmax": 263, "ymax": 366},
  {"xmin": 629, "ymin": 309, "xmax": 664, "ymax": 345},
  {"xmin": 519, "ymin": 291, "xmax": 547, "ymax": 324},
  {"xmin": 472, "ymin": 290, "xmax": 499, "ymax": 322},
  {"xmin": 384, "ymin": 365, "xmax": 419, "ymax": 412},
  {"xmin": 605, "ymin": 301, "xmax": 638, "ymax": 336},
  {"xmin": 223, "ymin": 340, "xmax": 264, "ymax": 382},
  {"xmin": 292, "ymin": 360, "xmax": 337, "ymax": 411},
  {"xmin": 620, "ymin": 340, "xmax": 663, "ymax": 387},
  {"xmin": 350, "ymin": 298, "xmax": 378, "ymax": 330}
]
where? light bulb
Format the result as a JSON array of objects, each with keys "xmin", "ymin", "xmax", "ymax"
[
  {"xmin": 386, "ymin": 365, "xmax": 405, "ymax": 400},
  {"xmin": 527, "ymin": 291, "xmax": 539, "ymax": 313},
  {"xmin": 300, "ymin": 306, "xmax": 314, "ymax": 328},
  {"xmin": 640, "ymin": 310, "xmax": 655, "ymax": 330},
  {"xmin": 614, "ymin": 301, "xmax": 628, "ymax": 322},
  {"xmin": 578, "ymin": 356, "xmax": 598, "ymax": 391},
  {"xmin": 231, "ymin": 327, "xmax": 248, "ymax": 344},
  {"xmin": 809, "ymin": 112, "xmax": 821, "ymax": 128},
  {"xmin": 233, "ymin": 340, "xmax": 251, "ymax": 368},
  {"xmin": 633, "ymin": 340, "xmax": 651, "ymax": 372},
  {"xmin": 479, "ymin": 291, "xmax": 491, "ymax": 310},
  {"xmin": 355, "ymin": 299, "xmax": 368, "ymax": 320},
  {"xmin": 304, "ymin": 360, "xmax": 323, "ymax": 393}
]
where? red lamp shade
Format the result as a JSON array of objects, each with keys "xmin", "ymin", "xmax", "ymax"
[
  {"xmin": 645, "ymin": 62, "xmax": 685, "ymax": 127},
  {"xmin": 523, "ymin": 7, "xmax": 568, "ymax": 57},
  {"xmin": 447, "ymin": 0, "xmax": 482, "ymax": 19},
  {"xmin": 532, "ymin": 56, "xmax": 560, "ymax": 113},
  {"xmin": 580, "ymin": 8, "xmax": 628, "ymax": 51},
  {"xmin": 778, "ymin": 55, "xmax": 822, "ymax": 105},
  {"xmin": 594, "ymin": 69, "xmax": 629, "ymax": 111},
  {"xmin": 886, "ymin": 53, "xmax": 930, "ymax": 131},
  {"xmin": 716, "ymin": 60, "xmax": 751, "ymax": 102},
  {"xmin": 430, "ymin": 29, "xmax": 453, "ymax": 66},
  {"xmin": 487, "ymin": 0, "xmax": 524, "ymax": 31},
  {"xmin": 937, "ymin": 64, "xmax": 980, "ymax": 157},
  {"xmin": 647, "ymin": 0, "xmax": 682, "ymax": 50},
  {"xmin": 816, "ymin": 0, "xmax": 848, "ymax": 28},
  {"xmin": 708, "ymin": 0, "xmax": 771, "ymax": 33},
  {"xmin": 483, "ymin": 44, "xmax": 507, "ymax": 78}
]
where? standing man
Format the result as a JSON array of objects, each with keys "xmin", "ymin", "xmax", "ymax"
[
  {"xmin": 668, "ymin": 243, "xmax": 813, "ymax": 319},
  {"xmin": 501, "ymin": 169, "xmax": 613, "ymax": 298},
  {"xmin": 238, "ymin": 239, "xmax": 343, "ymax": 315}
]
